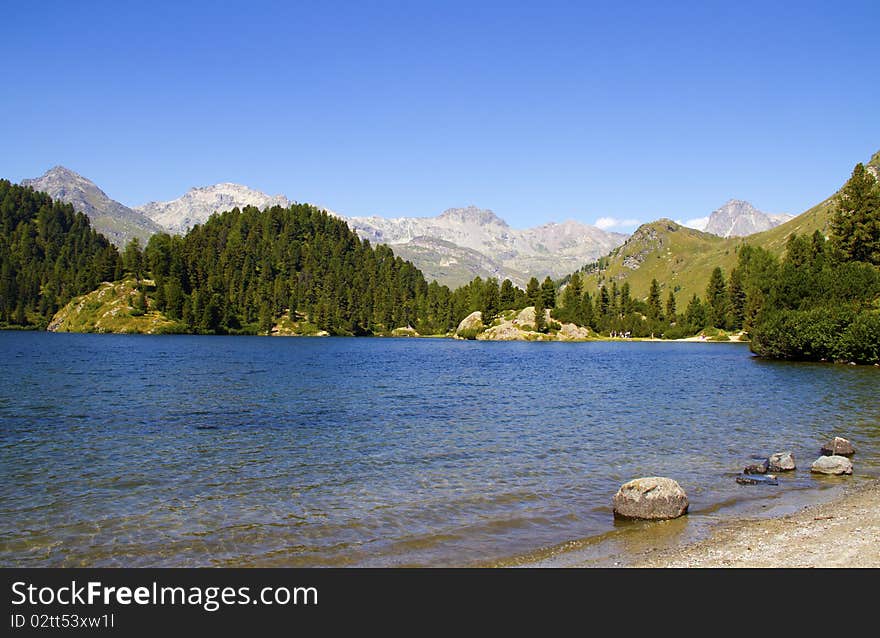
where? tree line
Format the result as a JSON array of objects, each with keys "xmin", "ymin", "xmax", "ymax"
[{"xmin": 0, "ymin": 179, "xmax": 121, "ymax": 327}]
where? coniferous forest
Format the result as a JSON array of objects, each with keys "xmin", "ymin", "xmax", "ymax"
[
  {"xmin": 142, "ymin": 203, "xmax": 459, "ymax": 335},
  {"xmin": 0, "ymin": 179, "xmax": 121, "ymax": 327}
]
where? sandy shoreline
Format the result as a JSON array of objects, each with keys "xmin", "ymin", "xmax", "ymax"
[{"xmin": 625, "ymin": 478, "xmax": 880, "ymax": 568}]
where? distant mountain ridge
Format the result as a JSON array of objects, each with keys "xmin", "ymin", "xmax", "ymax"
[
  {"xmin": 20, "ymin": 167, "xmax": 164, "ymax": 247},
  {"xmin": 20, "ymin": 167, "xmax": 628, "ymax": 288},
  {"xmin": 136, "ymin": 183, "xmax": 292, "ymax": 235},
  {"xmin": 349, "ymin": 206, "xmax": 626, "ymax": 287}
]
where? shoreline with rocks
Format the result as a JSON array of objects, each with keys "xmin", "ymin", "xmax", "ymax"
[
  {"xmin": 607, "ymin": 436, "xmax": 875, "ymax": 568},
  {"xmin": 628, "ymin": 477, "xmax": 880, "ymax": 568}
]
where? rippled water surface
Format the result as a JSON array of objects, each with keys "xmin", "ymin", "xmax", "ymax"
[{"xmin": 1, "ymin": 332, "xmax": 878, "ymax": 566}]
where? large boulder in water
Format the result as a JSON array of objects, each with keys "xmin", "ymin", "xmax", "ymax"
[
  {"xmin": 810, "ymin": 455, "xmax": 853, "ymax": 475},
  {"xmin": 821, "ymin": 437, "xmax": 855, "ymax": 457},
  {"xmin": 455, "ymin": 311, "xmax": 484, "ymax": 339},
  {"xmin": 612, "ymin": 477, "xmax": 689, "ymax": 520},
  {"xmin": 768, "ymin": 451, "xmax": 796, "ymax": 472}
]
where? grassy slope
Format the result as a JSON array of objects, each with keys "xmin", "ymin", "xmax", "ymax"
[
  {"xmin": 48, "ymin": 278, "xmax": 181, "ymax": 334},
  {"xmin": 580, "ymin": 150, "xmax": 879, "ymax": 303}
]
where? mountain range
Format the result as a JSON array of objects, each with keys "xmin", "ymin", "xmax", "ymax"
[{"xmin": 18, "ymin": 166, "xmax": 797, "ymax": 288}]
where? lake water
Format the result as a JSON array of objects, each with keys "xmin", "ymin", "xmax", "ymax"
[{"xmin": 1, "ymin": 332, "xmax": 878, "ymax": 567}]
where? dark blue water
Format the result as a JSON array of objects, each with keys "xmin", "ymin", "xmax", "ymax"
[{"xmin": 1, "ymin": 332, "xmax": 878, "ymax": 567}]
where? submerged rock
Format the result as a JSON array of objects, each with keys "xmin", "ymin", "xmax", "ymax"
[
  {"xmin": 811, "ymin": 455, "xmax": 853, "ymax": 475},
  {"xmin": 736, "ymin": 474, "xmax": 778, "ymax": 486},
  {"xmin": 821, "ymin": 437, "xmax": 855, "ymax": 457},
  {"xmin": 768, "ymin": 451, "xmax": 796, "ymax": 472},
  {"xmin": 744, "ymin": 460, "xmax": 769, "ymax": 474},
  {"xmin": 612, "ymin": 477, "xmax": 689, "ymax": 520}
]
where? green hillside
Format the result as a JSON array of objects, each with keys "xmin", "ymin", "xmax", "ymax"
[{"xmin": 579, "ymin": 150, "xmax": 880, "ymax": 305}]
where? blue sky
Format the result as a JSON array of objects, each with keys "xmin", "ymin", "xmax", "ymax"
[{"xmin": 1, "ymin": 1, "xmax": 878, "ymax": 231}]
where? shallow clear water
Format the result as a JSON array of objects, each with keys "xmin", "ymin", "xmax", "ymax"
[{"xmin": 1, "ymin": 332, "xmax": 878, "ymax": 567}]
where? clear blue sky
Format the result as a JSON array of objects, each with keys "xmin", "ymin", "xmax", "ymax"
[{"xmin": 1, "ymin": 1, "xmax": 878, "ymax": 231}]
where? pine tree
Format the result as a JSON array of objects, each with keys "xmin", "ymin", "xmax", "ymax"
[
  {"xmin": 665, "ymin": 289, "xmax": 677, "ymax": 323},
  {"xmin": 499, "ymin": 278, "xmax": 516, "ymax": 309},
  {"xmin": 620, "ymin": 282, "xmax": 631, "ymax": 315},
  {"xmin": 830, "ymin": 162, "xmax": 880, "ymax": 265},
  {"xmin": 540, "ymin": 276, "xmax": 556, "ymax": 308},
  {"xmin": 647, "ymin": 279, "xmax": 662, "ymax": 321},
  {"xmin": 685, "ymin": 294, "xmax": 707, "ymax": 330},
  {"xmin": 525, "ymin": 277, "xmax": 540, "ymax": 306},
  {"xmin": 705, "ymin": 266, "xmax": 729, "ymax": 329},
  {"xmin": 534, "ymin": 294, "xmax": 546, "ymax": 332},
  {"xmin": 728, "ymin": 267, "xmax": 746, "ymax": 330},
  {"xmin": 481, "ymin": 278, "xmax": 500, "ymax": 322}
]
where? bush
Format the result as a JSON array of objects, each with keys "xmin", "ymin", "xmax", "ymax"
[
  {"xmin": 837, "ymin": 312, "xmax": 880, "ymax": 364},
  {"xmin": 750, "ymin": 306, "xmax": 880, "ymax": 363},
  {"xmin": 457, "ymin": 327, "xmax": 482, "ymax": 340}
]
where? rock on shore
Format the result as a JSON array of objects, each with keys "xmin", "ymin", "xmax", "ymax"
[
  {"xmin": 811, "ymin": 455, "xmax": 853, "ymax": 475},
  {"xmin": 612, "ymin": 477, "xmax": 689, "ymax": 520}
]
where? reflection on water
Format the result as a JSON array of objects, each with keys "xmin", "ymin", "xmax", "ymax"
[{"xmin": 1, "ymin": 332, "xmax": 878, "ymax": 567}]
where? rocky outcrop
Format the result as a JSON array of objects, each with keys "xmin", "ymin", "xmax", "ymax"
[
  {"xmin": 811, "ymin": 455, "xmax": 853, "ymax": 475},
  {"xmin": 744, "ymin": 460, "xmax": 769, "ymax": 474},
  {"xmin": 612, "ymin": 477, "xmax": 689, "ymax": 520},
  {"xmin": 391, "ymin": 326, "xmax": 419, "ymax": 337},
  {"xmin": 514, "ymin": 306, "xmax": 536, "ymax": 326},
  {"xmin": 821, "ymin": 437, "xmax": 855, "ymax": 457},
  {"xmin": 768, "ymin": 451, "xmax": 796, "ymax": 472},
  {"xmin": 556, "ymin": 322, "xmax": 591, "ymax": 341},
  {"xmin": 455, "ymin": 311, "xmax": 484, "ymax": 339}
]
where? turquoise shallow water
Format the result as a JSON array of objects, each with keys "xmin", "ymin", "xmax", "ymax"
[{"xmin": 1, "ymin": 332, "xmax": 878, "ymax": 567}]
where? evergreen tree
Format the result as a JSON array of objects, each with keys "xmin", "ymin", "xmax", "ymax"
[
  {"xmin": 122, "ymin": 238, "xmax": 144, "ymax": 281},
  {"xmin": 525, "ymin": 277, "xmax": 540, "ymax": 306},
  {"xmin": 499, "ymin": 278, "xmax": 516, "ymax": 309},
  {"xmin": 581, "ymin": 292, "xmax": 594, "ymax": 329},
  {"xmin": 831, "ymin": 162, "xmax": 880, "ymax": 265},
  {"xmin": 558, "ymin": 273, "xmax": 582, "ymax": 324},
  {"xmin": 685, "ymin": 293, "xmax": 707, "ymax": 329},
  {"xmin": 481, "ymin": 277, "xmax": 500, "ymax": 322},
  {"xmin": 728, "ymin": 267, "xmax": 746, "ymax": 330},
  {"xmin": 665, "ymin": 289, "xmax": 677, "ymax": 323},
  {"xmin": 534, "ymin": 294, "xmax": 546, "ymax": 332},
  {"xmin": 647, "ymin": 279, "xmax": 662, "ymax": 321},
  {"xmin": 620, "ymin": 282, "xmax": 632, "ymax": 315},
  {"xmin": 705, "ymin": 266, "xmax": 729, "ymax": 328},
  {"xmin": 540, "ymin": 276, "xmax": 556, "ymax": 308}
]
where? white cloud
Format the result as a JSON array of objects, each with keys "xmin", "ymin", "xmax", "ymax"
[
  {"xmin": 595, "ymin": 216, "xmax": 641, "ymax": 230},
  {"xmin": 682, "ymin": 216, "xmax": 709, "ymax": 231}
]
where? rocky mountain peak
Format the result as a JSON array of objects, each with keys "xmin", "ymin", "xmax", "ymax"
[
  {"xmin": 21, "ymin": 166, "xmax": 163, "ymax": 247},
  {"xmin": 703, "ymin": 200, "xmax": 792, "ymax": 237},
  {"xmin": 136, "ymin": 183, "xmax": 290, "ymax": 234},
  {"xmin": 437, "ymin": 206, "xmax": 509, "ymax": 227}
]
